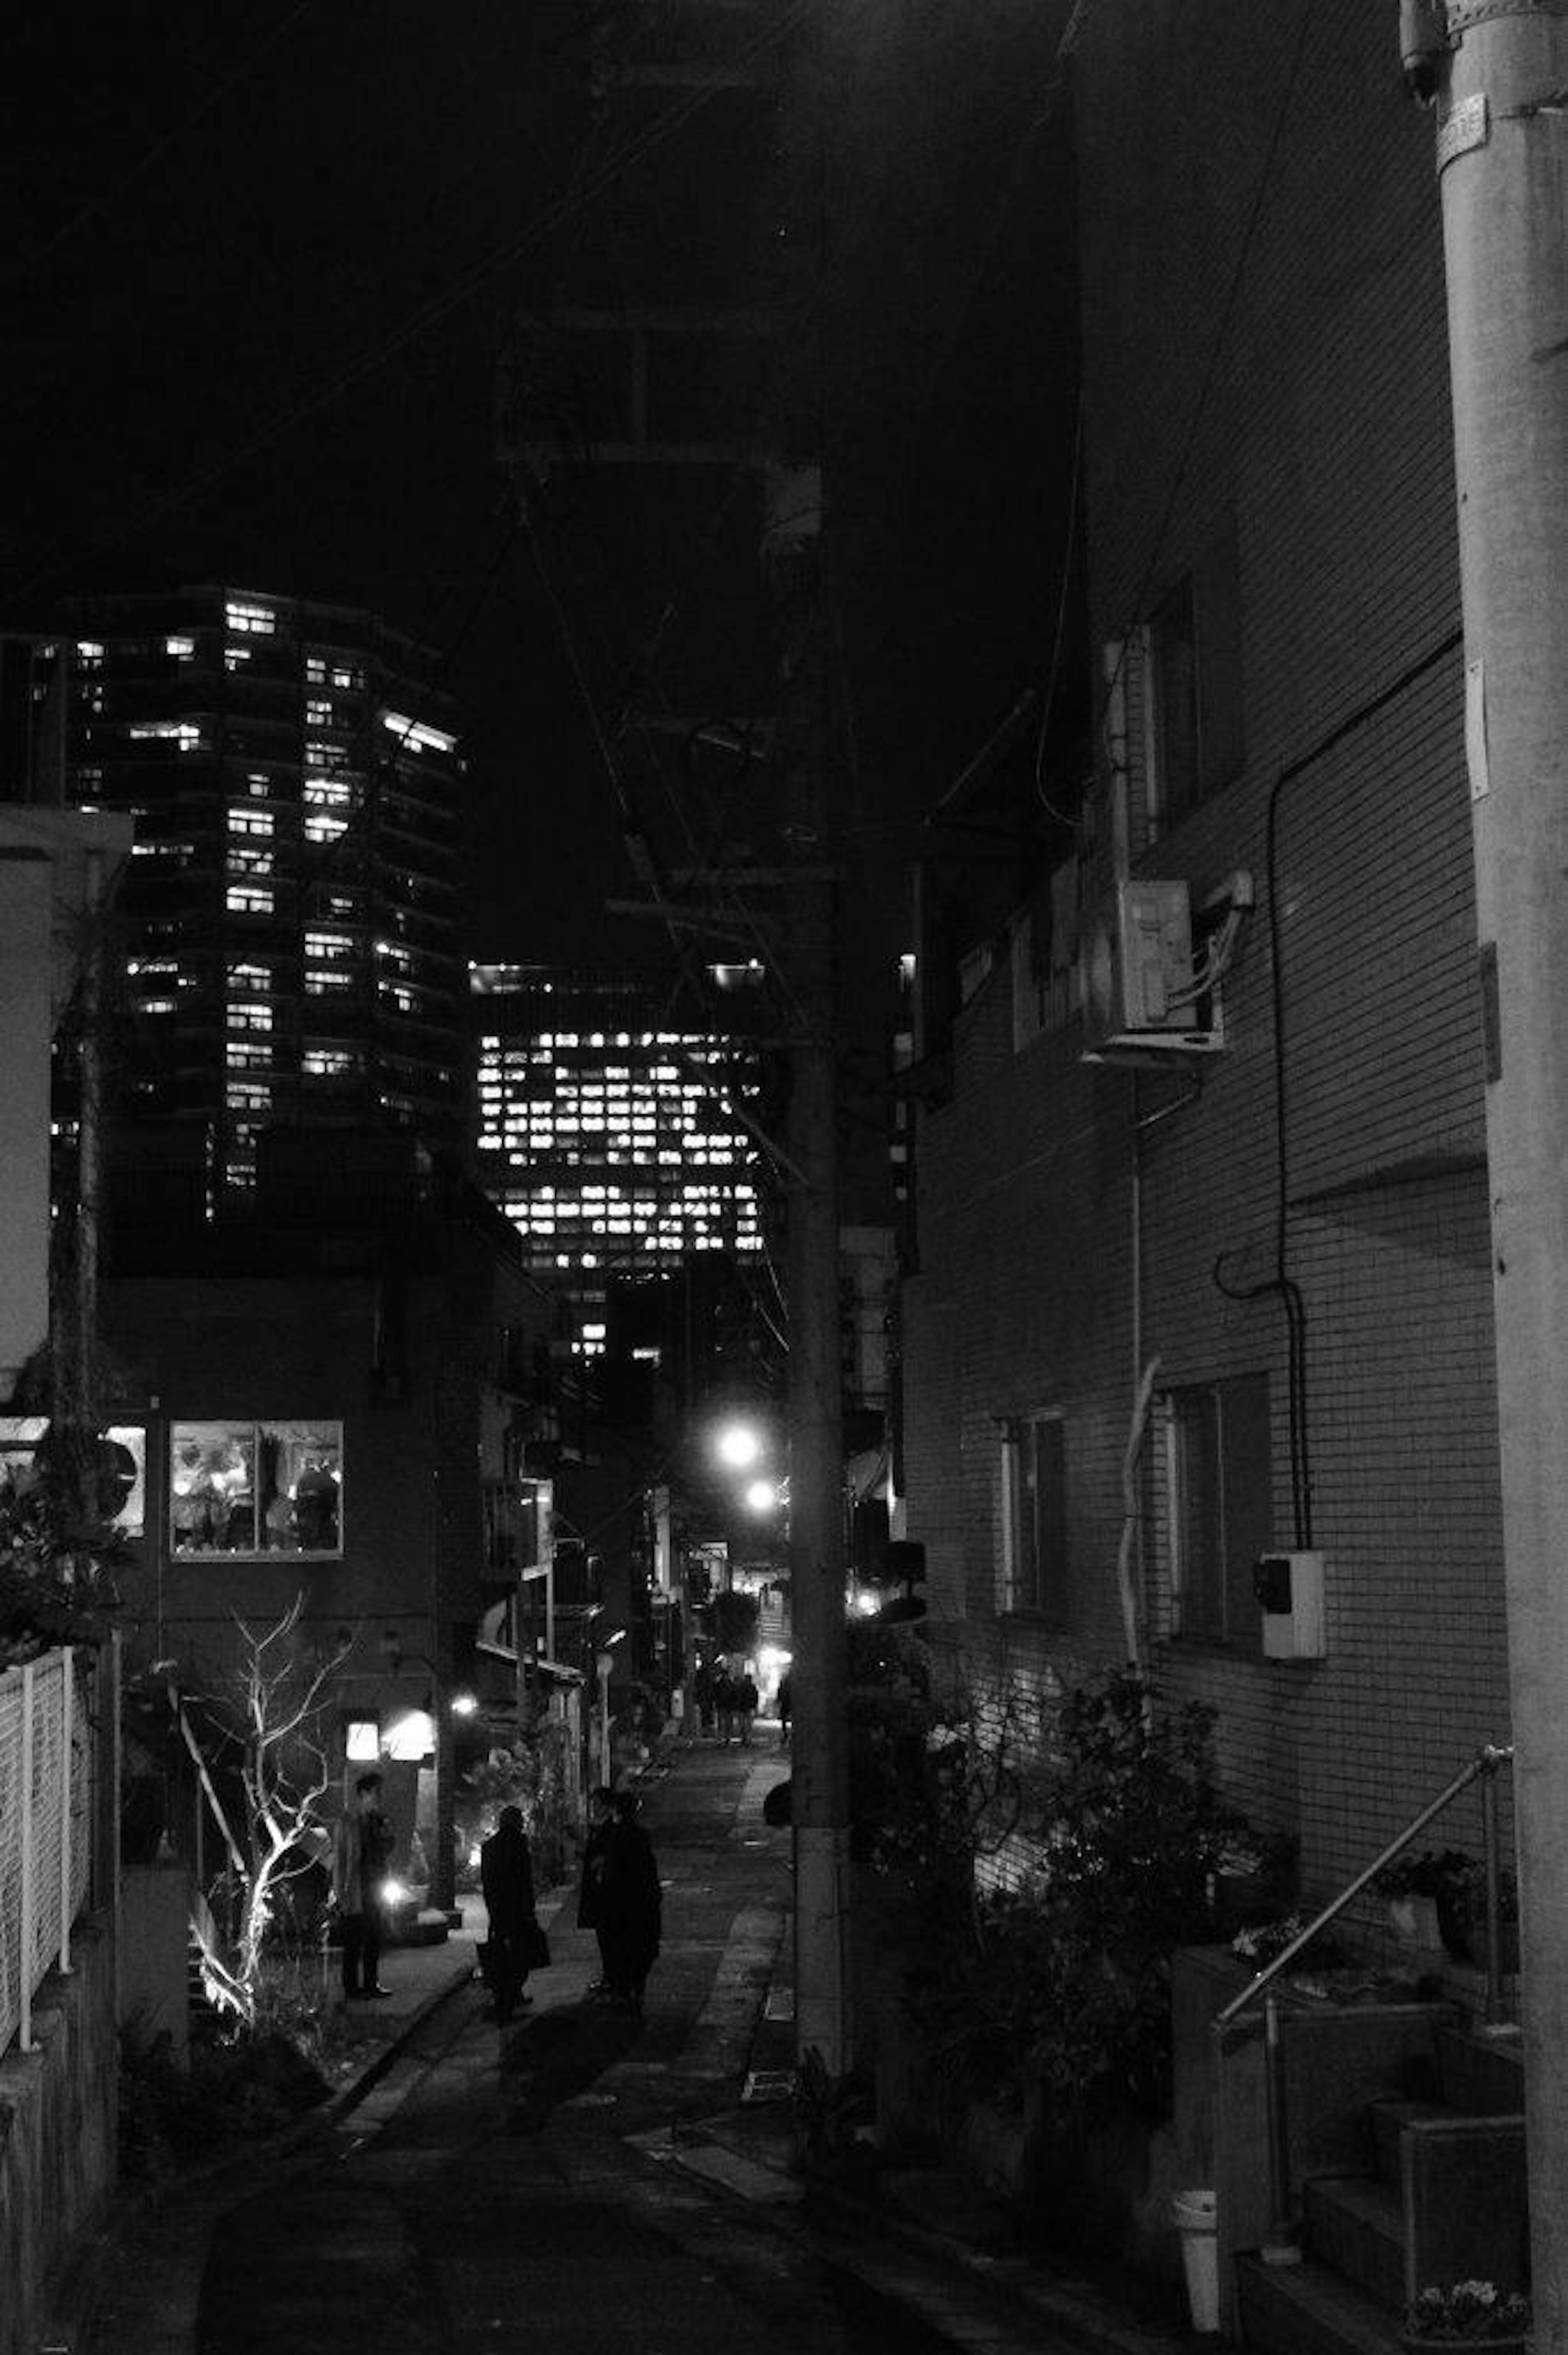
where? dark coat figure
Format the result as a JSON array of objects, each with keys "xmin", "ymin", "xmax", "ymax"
[
  {"xmin": 775, "ymin": 1673, "xmax": 792, "ymax": 1744},
  {"xmin": 711, "ymin": 1669, "xmax": 737, "ymax": 1742},
  {"xmin": 480, "ymin": 1806, "xmax": 537, "ymax": 2023},
  {"xmin": 331, "ymin": 1771, "xmax": 395, "ymax": 1999},
  {"xmin": 736, "ymin": 1672, "xmax": 759, "ymax": 1746},
  {"xmin": 576, "ymin": 1786, "xmax": 617, "ymax": 1994},
  {"xmin": 597, "ymin": 1791, "xmax": 662, "ymax": 2016}
]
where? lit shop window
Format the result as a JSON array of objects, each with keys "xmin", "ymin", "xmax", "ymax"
[
  {"xmin": 227, "ymin": 1000, "xmax": 274, "ymax": 1032},
  {"xmin": 76, "ymin": 641, "xmax": 105, "ymax": 669},
  {"xmin": 228, "ymin": 961, "xmax": 272, "ymax": 990},
  {"xmin": 227, "ymin": 883, "xmax": 274, "ymax": 915},
  {"xmin": 136, "ymin": 997, "xmax": 178, "ymax": 1016},
  {"xmin": 305, "ymin": 814, "xmax": 347, "ymax": 844},
  {"xmin": 303, "ymin": 1046, "xmax": 359, "ymax": 1078},
  {"xmin": 227, "ymin": 846, "xmax": 274, "ymax": 878},
  {"xmin": 225, "ymin": 647, "xmax": 251, "ymax": 672},
  {"xmin": 305, "ymin": 970, "xmax": 353, "ymax": 995},
  {"xmin": 228, "ymin": 806, "xmax": 274, "ymax": 837},
  {"xmin": 305, "ymin": 698, "xmax": 333, "ymax": 727},
  {"xmin": 165, "ymin": 635, "xmax": 196, "ymax": 659},
  {"xmin": 225, "ymin": 1041, "xmax": 272, "ymax": 1070},
  {"xmin": 224, "ymin": 601, "xmax": 276, "ymax": 635},
  {"xmin": 227, "ymin": 1079, "xmax": 273, "ymax": 1113},
  {"xmin": 304, "ymin": 930, "xmax": 354, "ymax": 961},
  {"xmin": 305, "ymin": 776, "xmax": 356, "ymax": 809},
  {"xmin": 169, "ymin": 1419, "xmax": 342, "ymax": 1556},
  {"xmin": 0, "ymin": 1418, "xmax": 146, "ymax": 1535}
]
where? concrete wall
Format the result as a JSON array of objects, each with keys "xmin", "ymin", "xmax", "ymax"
[{"xmin": 0, "ymin": 1917, "xmax": 117, "ymax": 2355}]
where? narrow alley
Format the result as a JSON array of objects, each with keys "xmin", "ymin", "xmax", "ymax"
[{"xmin": 73, "ymin": 1742, "xmax": 1078, "ymax": 2355}]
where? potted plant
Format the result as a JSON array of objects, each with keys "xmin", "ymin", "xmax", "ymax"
[
  {"xmin": 1372, "ymin": 1850, "xmax": 1473, "ymax": 1949},
  {"xmin": 1403, "ymin": 2281, "xmax": 1531, "ymax": 2352}
]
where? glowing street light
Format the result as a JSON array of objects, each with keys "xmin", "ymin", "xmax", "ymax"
[
  {"xmin": 743, "ymin": 1476, "xmax": 779, "ymax": 1516},
  {"xmin": 714, "ymin": 1420, "xmax": 764, "ymax": 1471}
]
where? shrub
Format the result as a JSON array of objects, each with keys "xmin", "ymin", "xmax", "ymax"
[{"xmin": 920, "ymin": 1668, "xmax": 1250, "ymax": 2125}]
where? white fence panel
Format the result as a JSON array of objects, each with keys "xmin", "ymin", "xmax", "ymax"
[{"xmin": 0, "ymin": 1648, "xmax": 96, "ymax": 2057}]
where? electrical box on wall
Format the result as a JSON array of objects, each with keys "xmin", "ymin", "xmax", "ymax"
[{"xmin": 1254, "ymin": 1550, "xmax": 1327, "ymax": 1659}]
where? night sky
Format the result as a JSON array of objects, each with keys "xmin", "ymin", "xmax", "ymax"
[{"xmin": 0, "ymin": 3, "xmax": 1080, "ymax": 992}]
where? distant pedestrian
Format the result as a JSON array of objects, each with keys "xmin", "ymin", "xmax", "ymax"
[
  {"xmin": 693, "ymin": 1660, "xmax": 715, "ymax": 1738},
  {"xmin": 597, "ymin": 1789, "xmax": 662, "ymax": 2018},
  {"xmin": 331, "ymin": 1771, "xmax": 395, "ymax": 2000},
  {"xmin": 737, "ymin": 1668, "xmax": 759, "ymax": 1746},
  {"xmin": 479, "ymin": 1804, "xmax": 538, "ymax": 2023},
  {"xmin": 712, "ymin": 1667, "xmax": 737, "ymax": 1743},
  {"xmin": 576, "ymin": 1785, "xmax": 617, "ymax": 1996},
  {"xmin": 776, "ymin": 1672, "xmax": 792, "ymax": 1745}
]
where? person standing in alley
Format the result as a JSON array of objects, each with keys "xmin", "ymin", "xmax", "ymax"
[
  {"xmin": 331, "ymin": 1770, "xmax": 394, "ymax": 2000},
  {"xmin": 736, "ymin": 1666, "xmax": 758, "ymax": 1746},
  {"xmin": 479, "ymin": 1804, "xmax": 538, "ymax": 2023},
  {"xmin": 576, "ymin": 1784, "xmax": 617, "ymax": 1997},
  {"xmin": 775, "ymin": 1671, "xmax": 792, "ymax": 1746},
  {"xmin": 597, "ymin": 1788, "xmax": 662, "ymax": 2018}
]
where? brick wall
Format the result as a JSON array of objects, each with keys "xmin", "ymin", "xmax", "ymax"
[{"xmin": 898, "ymin": 0, "xmax": 1507, "ymax": 1895}]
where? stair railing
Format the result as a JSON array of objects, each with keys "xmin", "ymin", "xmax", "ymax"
[{"xmin": 1212, "ymin": 1742, "xmax": 1515, "ymax": 2267}]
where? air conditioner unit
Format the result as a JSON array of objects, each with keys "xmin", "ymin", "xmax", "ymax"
[{"xmin": 1080, "ymin": 876, "xmax": 1225, "ymax": 1064}]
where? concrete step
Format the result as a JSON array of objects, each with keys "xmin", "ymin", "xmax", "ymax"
[
  {"xmin": 1301, "ymin": 2173, "xmax": 1404, "ymax": 2311},
  {"xmin": 1236, "ymin": 2250, "xmax": 1405, "ymax": 2355},
  {"xmin": 1435, "ymin": 2023, "xmax": 1524, "ymax": 2116},
  {"xmin": 1366, "ymin": 2096, "xmax": 1449, "ymax": 2188}
]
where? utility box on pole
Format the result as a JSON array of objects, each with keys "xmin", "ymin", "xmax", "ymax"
[{"xmin": 1417, "ymin": 1, "xmax": 1568, "ymax": 2339}]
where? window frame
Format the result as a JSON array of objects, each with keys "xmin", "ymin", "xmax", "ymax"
[
  {"xmin": 168, "ymin": 1418, "xmax": 344, "ymax": 1559},
  {"xmin": 1145, "ymin": 514, "xmax": 1245, "ymax": 831},
  {"xmin": 999, "ymin": 1409, "xmax": 1067, "ymax": 1616},
  {"xmin": 1160, "ymin": 1372, "xmax": 1272, "ymax": 1649}
]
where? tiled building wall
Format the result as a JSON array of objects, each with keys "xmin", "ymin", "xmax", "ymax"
[{"xmin": 899, "ymin": 0, "xmax": 1508, "ymax": 1896}]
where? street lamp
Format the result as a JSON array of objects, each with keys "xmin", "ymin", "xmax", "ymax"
[{"xmin": 714, "ymin": 1419, "xmax": 764, "ymax": 1472}]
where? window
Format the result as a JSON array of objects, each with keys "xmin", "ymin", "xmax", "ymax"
[
  {"xmin": 169, "ymin": 1420, "xmax": 342, "ymax": 1556},
  {"xmin": 1000, "ymin": 1412, "xmax": 1066, "ymax": 1613},
  {"xmin": 1147, "ymin": 515, "xmax": 1244, "ymax": 827},
  {"xmin": 1161, "ymin": 1373, "xmax": 1272, "ymax": 1645},
  {"xmin": 0, "ymin": 1418, "xmax": 145, "ymax": 1535},
  {"xmin": 225, "ymin": 600, "xmax": 276, "ymax": 635}
]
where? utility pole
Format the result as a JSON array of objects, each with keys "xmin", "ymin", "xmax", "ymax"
[
  {"xmin": 1408, "ymin": 1, "xmax": 1568, "ymax": 2339},
  {"xmin": 784, "ymin": 839, "xmax": 852, "ymax": 2078}
]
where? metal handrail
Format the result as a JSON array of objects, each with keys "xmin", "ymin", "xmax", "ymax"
[
  {"xmin": 1212, "ymin": 1741, "xmax": 1515, "ymax": 2268},
  {"xmin": 1216, "ymin": 1741, "xmax": 1515, "ymax": 2027}
]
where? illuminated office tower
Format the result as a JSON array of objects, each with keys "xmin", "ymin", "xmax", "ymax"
[
  {"xmin": 36, "ymin": 587, "xmax": 466, "ymax": 1208},
  {"xmin": 470, "ymin": 965, "xmax": 766, "ymax": 1350}
]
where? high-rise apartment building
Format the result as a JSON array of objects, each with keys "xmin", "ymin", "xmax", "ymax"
[
  {"xmin": 471, "ymin": 964, "xmax": 767, "ymax": 1349},
  {"xmin": 27, "ymin": 586, "xmax": 466, "ymax": 1208}
]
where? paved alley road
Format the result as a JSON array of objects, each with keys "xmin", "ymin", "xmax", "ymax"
[{"xmin": 82, "ymin": 1742, "xmax": 978, "ymax": 2355}]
